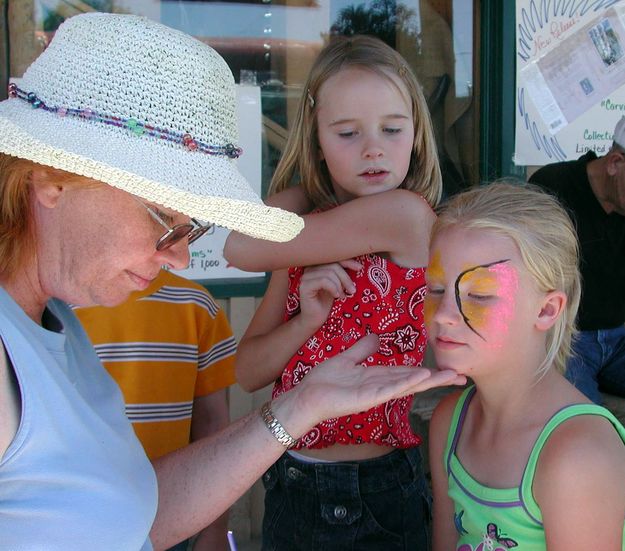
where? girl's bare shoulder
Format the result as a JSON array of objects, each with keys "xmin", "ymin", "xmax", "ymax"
[
  {"xmin": 374, "ymin": 189, "xmax": 436, "ymax": 215},
  {"xmin": 265, "ymin": 185, "xmax": 312, "ymax": 214},
  {"xmin": 536, "ymin": 411, "xmax": 625, "ymax": 491}
]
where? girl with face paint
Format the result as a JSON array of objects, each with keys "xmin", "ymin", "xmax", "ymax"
[{"xmin": 427, "ymin": 182, "xmax": 625, "ymax": 551}]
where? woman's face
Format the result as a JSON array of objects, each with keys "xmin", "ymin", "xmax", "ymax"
[{"xmin": 33, "ymin": 175, "xmax": 190, "ymax": 307}]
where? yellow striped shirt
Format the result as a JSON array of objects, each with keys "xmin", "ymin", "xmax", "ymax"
[{"xmin": 75, "ymin": 270, "xmax": 236, "ymax": 459}]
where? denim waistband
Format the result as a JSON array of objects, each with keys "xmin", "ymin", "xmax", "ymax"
[{"xmin": 272, "ymin": 447, "xmax": 424, "ymax": 496}]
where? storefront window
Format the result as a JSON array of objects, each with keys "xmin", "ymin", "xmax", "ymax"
[{"xmin": 7, "ymin": 0, "xmax": 476, "ymax": 194}]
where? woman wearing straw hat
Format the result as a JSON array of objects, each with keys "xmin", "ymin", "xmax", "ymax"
[{"xmin": 0, "ymin": 13, "xmax": 463, "ymax": 550}]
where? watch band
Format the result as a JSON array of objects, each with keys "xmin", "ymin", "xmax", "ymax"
[{"xmin": 260, "ymin": 401, "xmax": 297, "ymax": 449}]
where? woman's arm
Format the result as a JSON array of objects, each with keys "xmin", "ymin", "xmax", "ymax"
[
  {"xmin": 236, "ymin": 261, "xmax": 359, "ymax": 392},
  {"xmin": 429, "ymin": 392, "xmax": 462, "ymax": 551},
  {"xmin": 535, "ymin": 414, "xmax": 625, "ymax": 550},
  {"xmin": 189, "ymin": 391, "xmax": 231, "ymax": 550},
  {"xmin": 150, "ymin": 335, "xmax": 464, "ymax": 549},
  {"xmin": 224, "ymin": 189, "xmax": 435, "ymax": 272}
]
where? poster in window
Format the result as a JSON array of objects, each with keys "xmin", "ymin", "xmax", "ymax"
[{"xmin": 514, "ymin": 0, "xmax": 625, "ymax": 166}]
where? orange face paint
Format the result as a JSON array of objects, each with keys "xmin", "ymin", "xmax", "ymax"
[
  {"xmin": 460, "ymin": 276, "xmax": 493, "ymax": 336},
  {"xmin": 425, "ymin": 253, "xmax": 519, "ymax": 344},
  {"xmin": 423, "ymin": 250, "xmax": 443, "ymax": 328},
  {"xmin": 457, "ymin": 261, "xmax": 519, "ymax": 343}
]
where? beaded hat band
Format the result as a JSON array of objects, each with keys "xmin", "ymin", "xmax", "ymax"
[
  {"xmin": 8, "ymin": 83, "xmax": 243, "ymax": 159},
  {"xmin": 0, "ymin": 13, "xmax": 304, "ymax": 242}
]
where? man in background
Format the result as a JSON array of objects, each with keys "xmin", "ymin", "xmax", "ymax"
[{"xmin": 529, "ymin": 117, "xmax": 625, "ymax": 404}]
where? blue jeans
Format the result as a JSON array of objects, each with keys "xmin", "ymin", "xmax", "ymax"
[
  {"xmin": 566, "ymin": 326, "xmax": 625, "ymax": 404},
  {"xmin": 261, "ymin": 447, "xmax": 431, "ymax": 551}
]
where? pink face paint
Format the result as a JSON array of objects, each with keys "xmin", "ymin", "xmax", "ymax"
[
  {"xmin": 482, "ymin": 262, "xmax": 519, "ymax": 347},
  {"xmin": 456, "ymin": 260, "xmax": 519, "ymax": 347}
]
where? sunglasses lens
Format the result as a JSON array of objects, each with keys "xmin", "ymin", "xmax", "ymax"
[
  {"xmin": 188, "ymin": 224, "xmax": 213, "ymax": 245},
  {"xmin": 156, "ymin": 224, "xmax": 193, "ymax": 251}
]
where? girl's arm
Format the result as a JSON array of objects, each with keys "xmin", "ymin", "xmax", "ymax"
[
  {"xmin": 224, "ymin": 189, "xmax": 435, "ymax": 272},
  {"xmin": 236, "ymin": 262, "xmax": 359, "ymax": 392},
  {"xmin": 236, "ymin": 185, "xmax": 353, "ymax": 391},
  {"xmin": 535, "ymin": 414, "xmax": 625, "ymax": 550},
  {"xmin": 265, "ymin": 185, "xmax": 312, "ymax": 214},
  {"xmin": 236, "ymin": 270, "xmax": 311, "ymax": 392},
  {"xmin": 429, "ymin": 391, "xmax": 463, "ymax": 551}
]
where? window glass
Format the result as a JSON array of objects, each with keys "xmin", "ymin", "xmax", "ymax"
[{"xmin": 11, "ymin": 0, "xmax": 476, "ymax": 194}]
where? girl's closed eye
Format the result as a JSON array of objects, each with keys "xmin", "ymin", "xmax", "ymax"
[
  {"xmin": 383, "ymin": 127, "xmax": 403, "ymax": 135},
  {"xmin": 427, "ymin": 285, "xmax": 445, "ymax": 296},
  {"xmin": 338, "ymin": 129, "xmax": 357, "ymax": 138},
  {"xmin": 467, "ymin": 293, "xmax": 494, "ymax": 301}
]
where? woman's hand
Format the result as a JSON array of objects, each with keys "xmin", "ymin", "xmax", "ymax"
[
  {"xmin": 274, "ymin": 334, "xmax": 466, "ymax": 433},
  {"xmin": 298, "ymin": 259, "xmax": 362, "ymax": 331},
  {"xmin": 152, "ymin": 333, "xmax": 464, "ymax": 547}
]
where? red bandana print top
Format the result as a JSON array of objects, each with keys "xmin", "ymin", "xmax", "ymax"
[{"xmin": 272, "ymin": 253, "xmax": 427, "ymax": 449}]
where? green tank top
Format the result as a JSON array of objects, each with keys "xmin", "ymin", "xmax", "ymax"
[{"xmin": 444, "ymin": 386, "xmax": 625, "ymax": 550}]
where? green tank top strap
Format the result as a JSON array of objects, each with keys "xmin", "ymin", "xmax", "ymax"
[
  {"xmin": 520, "ymin": 403, "xmax": 625, "ymax": 525},
  {"xmin": 443, "ymin": 386, "xmax": 477, "ymax": 474}
]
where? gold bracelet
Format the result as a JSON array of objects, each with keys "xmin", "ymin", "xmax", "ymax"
[{"xmin": 260, "ymin": 401, "xmax": 296, "ymax": 449}]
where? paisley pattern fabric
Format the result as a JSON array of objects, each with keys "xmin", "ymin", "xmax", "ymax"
[{"xmin": 272, "ymin": 253, "xmax": 427, "ymax": 449}]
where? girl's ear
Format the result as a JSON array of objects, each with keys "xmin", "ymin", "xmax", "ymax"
[
  {"xmin": 31, "ymin": 169, "xmax": 63, "ymax": 208},
  {"xmin": 536, "ymin": 290, "xmax": 567, "ymax": 332}
]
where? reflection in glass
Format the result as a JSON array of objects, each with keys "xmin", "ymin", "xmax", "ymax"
[{"xmin": 22, "ymin": 0, "xmax": 475, "ymax": 195}]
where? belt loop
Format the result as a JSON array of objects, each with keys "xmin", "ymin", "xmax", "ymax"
[{"xmin": 404, "ymin": 446, "xmax": 422, "ymax": 474}]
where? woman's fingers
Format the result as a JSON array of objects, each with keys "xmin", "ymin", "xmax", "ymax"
[
  {"xmin": 297, "ymin": 335, "xmax": 466, "ymax": 421},
  {"xmin": 335, "ymin": 332, "xmax": 380, "ymax": 363}
]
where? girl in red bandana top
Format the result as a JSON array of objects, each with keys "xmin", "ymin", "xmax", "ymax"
[{"xmin": 225, "ymin": 35, "xmax": 457, "ymax": 550}]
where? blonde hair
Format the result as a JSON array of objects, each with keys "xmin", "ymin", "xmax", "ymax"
[
  {"xmin": 0, "ymin": 153, "xmax": 95, "ymax": 281},
  {"xmin": 269, "ymin": 34, "xmax": 442, "ymax": 209},
  {"xmin": 432, "ymin": 181, "xmax": 581, "ymax": 377}
]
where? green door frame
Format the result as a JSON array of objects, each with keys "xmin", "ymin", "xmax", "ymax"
[{"xmin": 479, "ymin": 0, "xmax": 525, "ymax": 183}]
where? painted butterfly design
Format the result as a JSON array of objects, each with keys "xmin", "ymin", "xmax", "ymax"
[
  {"xmin": 484, "ymin": 522, "xmax": 518, "ymax": 549},
  {"xmin": 457, "ymin": 522, "xmax": 519, "ymax": 551}
]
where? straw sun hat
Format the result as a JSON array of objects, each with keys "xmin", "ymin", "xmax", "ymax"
[{"xmin": 0, "ymin": 12, "xmax": 304, "ymax": 242}]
